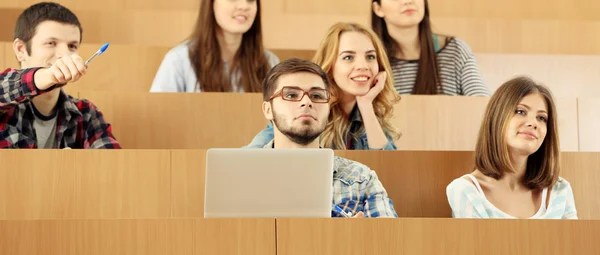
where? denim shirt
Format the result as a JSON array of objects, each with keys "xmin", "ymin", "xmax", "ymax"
[
  {"xmin": 263, "ymin": 140, "xmax": 398, "ymax": 218},
  {"xmin": 246, "ymin": 106, "xmax": 397, "ymax": 150}
]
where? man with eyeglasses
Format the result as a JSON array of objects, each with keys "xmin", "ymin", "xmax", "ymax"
[{"xmin": 259, "ymin": 58, "xmax": 397, "ymax": 218}]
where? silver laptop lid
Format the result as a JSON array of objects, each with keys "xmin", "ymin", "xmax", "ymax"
[{"xmin": 204, "ymin": 148, "xmax": 334, "ymax": 218}]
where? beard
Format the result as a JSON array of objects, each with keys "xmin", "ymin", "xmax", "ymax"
[{"xmin": 272, "ymin": 109, "xmax": 325, "ymax": 146}]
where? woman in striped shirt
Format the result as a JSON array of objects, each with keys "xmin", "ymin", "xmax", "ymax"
[
  {"xmin": 371, "ymin": 0, "xmax": 490, "ymax": 96},
  {"xmin": 446, "ymin": 77, "xmax": 577, "ymax": 219}
]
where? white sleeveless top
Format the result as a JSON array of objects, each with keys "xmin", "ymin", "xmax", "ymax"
[{"xmin": 446, "ymin": 174, "xmax": 578, "ymax": 219}]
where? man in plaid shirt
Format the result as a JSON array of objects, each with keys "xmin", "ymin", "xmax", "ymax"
[
  {"xmin": 0, "ymin": 2, "xmax": 120, "ymax": 149},
  {"xmin": 259, "ymin": 58, "xmax": 397, "ymax": 218}
]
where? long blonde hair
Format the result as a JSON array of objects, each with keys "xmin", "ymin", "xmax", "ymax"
[{"xmin": 313, "ymin": 22, "xmax": 400, "ymax": 149}]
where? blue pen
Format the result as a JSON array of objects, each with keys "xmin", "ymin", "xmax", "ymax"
[
  {"xmin": 333, "ymin": 205, "xmax": 352, "ymax": 218},
  {"xmin": 84, "ymin": 43, "xmax": 110, "ymax": 66}
]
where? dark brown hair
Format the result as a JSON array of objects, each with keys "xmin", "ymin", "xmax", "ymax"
[
  {"xmin": 474, "ymin": 76, "xmax": 560, "ymax": 190},
  {"xmin": 14, "ymin": 2, "xmax": 83, "ymax": 54},
  {"xmin": 371, "ymin": 0, "xmax": 441, "ymax": 94},
  {"xmin": 262, "ymin": 58, "xmax": 329, "ymax": 101},
  {"xmin": 189, "ymin": 0, "xmax": 271, "ymax": 92}
]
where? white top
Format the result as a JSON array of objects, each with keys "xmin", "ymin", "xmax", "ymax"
[
  {"xmin": 150, "ymin": 41, "xmax": 280, "ymax": 92},
  {"xmin": 447, "ymin": 174, "xmax": 578, "ymax": 219}
]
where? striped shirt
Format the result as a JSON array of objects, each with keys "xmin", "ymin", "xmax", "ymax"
[
  {"xmin": 391, "ymin": 37, "xmax": 490, "ymax": 96},
  {"xmin": 446, "ymin": 174, "xmax": 578, "ymax": 219}
]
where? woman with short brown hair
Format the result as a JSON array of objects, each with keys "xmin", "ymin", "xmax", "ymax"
[{"xmin": 446, "ymin": 77, "xmax": 577, "ymax": 219}]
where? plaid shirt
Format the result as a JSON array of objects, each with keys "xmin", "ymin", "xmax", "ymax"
[
  {"xmin": 0, "ymin": 68, "xmax": 120, "ymax": 149},
  {"xmin": 264, "ymin": 140, "xmax": 398, "ymax": 218}
]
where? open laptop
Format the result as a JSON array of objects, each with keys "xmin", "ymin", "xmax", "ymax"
[{"xmin": 204, "ymin": 148, "xmax": 334, "ymax": 218}]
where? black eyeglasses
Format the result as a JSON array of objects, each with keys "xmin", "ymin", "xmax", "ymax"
[{"xmin": 268, "ymin": 86, "xmax": 330, "ymax": 103}]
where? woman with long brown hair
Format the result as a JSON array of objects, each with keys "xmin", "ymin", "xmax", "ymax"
[
  {"xmin": 247, "ymin": 22, "xmax": 400, "ymax": 150},
  {"xmin": 150, "ymin": 0, "xmax": 279, "ymax": 92},
  {"xmin": 372, "ymin": 0, "xmax": 489, "ymax": 96},
  {"xmin": 446, "ymin": 77, "xmax": 577, "ymax": 219}
]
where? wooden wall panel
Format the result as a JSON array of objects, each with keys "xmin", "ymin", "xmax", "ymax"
[
  {"xmin": 478, "ymin": 54, "xmax": 600, "ymax": 97},
  {"xmin": 0, "ymin": 9, "xmax": 19, "ymax": 42},
  {"xmin": 71, "ymin": 93, "xmax": 580, "ymax": 151},
  {"xmin": 577, "ymin": 98, "xmax": 600, "ymax": 152},
  {"xmin": 0, "ymin": 42, "xmax": 316, "ymax": 92},
  {"xmin": 430, "ymin": 0, "xmax": 600, "ymax": 20},
  {"xmin": 196, "ymin": 219, "xmax": 276, "ymax": 255},
  {"xmin": 393, "ymin": 96, "xmax": 579, "ymax": 152},
  {"xmin": 3, "ymin": 0, "xmax": 600, "ymax": 53},
  {"xmin": 561, "ymin": 153, "xmax": 600, "ymax": 220},
  {"xmin": 0, "ymin": 43, "xmax": 5, "ymax": 70},
  {"xmin": 65, "ymin": 44, "xmax": 167, "ymax": 93},
  {"xmin": 277, "ymin": 218, "xmax": 600, "ymax": 255},
  {"xmin": 0, "ymin": 150, "xmax": 171, "ymax": 219},
  {"xmin": 0, "ymin": 219, "xmax": 275, "ymax": 255},
  {"xmin": 0, "ymin": 150, "xmax": 597, "ymax": 220},
  {"xmin": 78, "ymin": 92, "xmax": 268, "ymax": 149},
  {"xmin": 0, "ymin": 7, "xmax": 600, "ymax": 55},
  {"xmin": 170, "ymin": 150, "xmax": 600, "ymax": 219},
  {"xmin": 0, "ymin": 219, "xmax": 195, "ymax": 255},
  {"xmin": 171, "ymin": 150, "xmax": 207, "ymax": 218},
  {"xmin": 1, "ymin": 43, "xmax": 16, "ymax": 70},
  {"xmin": 335, "ymin": 151, "xmax": 472, "ymax": 217},
  {"xmin": 3, "ymin": 40, "xmax": 600, "ymax": 100}
]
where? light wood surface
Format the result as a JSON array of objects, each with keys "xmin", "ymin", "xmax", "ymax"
[
  {"xmin": 561, "ymin": 153, "xmax": 600, "ymax": 220},
  {"xmin": 170, "ymin": 150, "xmax": 206, "ymax": 218},
  {"xmin": 0, "ymin": 150, "xmax": 171, "ymax": 219},
  {"xmin": 0, "ymin": 44, "xmax": 5, "ymax": 70},
  {"xmin": 196, "ymin": 219, "xmax": 276, "ymax": 255},
  {"xmin": 0, "ymin": 219, "xmax": 275, "ymax": 255},
  {"xmin": 0, "ymin": 150, "xmax": 598, "ymax": 219},
  {"xmin": 0, "ymin": 42, "xmax": 316, "ymax": 93},
  {"xmin": 390, "ymin": 95, "xmax": 578, "ymax": 151},
  {"xmin": 3, "ymin": 0, "xmax": 600, "ymax": 53},
  {"xmin": 165, "ymin": 150, "xmax": 600, "ymax": 219},
  {"xmin": 577, "ymin": 98, "xmax": 600, "ymax": 152},
  {"xmin": 337, "ymin": 151, "xmax": 599, "ymax": 220},
  {"xmin": 2, "ymin": 43, "xmax": 16, "ymax": 69},
  {"xmin": 0, "ymin": 42, "xmax": 166, "ymax": 93},
  {"xmin": 4, "ymin": 41, "xmax": 600, "ymax": 99},
  {"xmin": 276, "ymin": 218, "xmax": 600, "ymax": 255},
  {"xmin": 1, "ymin": 218, "xmax": 598, "ymax": 254},
  {"xmin": 77, "ymin": 92, "xmax": 268, "ymax": 149},
  {"xmin": 478, "ymin": 54, "xmax": 600, "ymax": 98},
  {"xmin": 65, "ymin": 93, "xmax": 580, "ymax": 151},
  {"xmin": 335, "ymin": 151, "xmax": 471, "ymax": 217}
]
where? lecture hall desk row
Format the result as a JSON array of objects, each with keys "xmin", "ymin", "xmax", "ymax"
[
  {"xmin": 0, "ymin": 150, "xmax": 598, "ymax": 220},
  {"xmin": 4, "ymin": 42, "xmax": 600, "ymax": 97},
  {"xmin": 3, "ymin": 0, "xmax": 600, "ymax": 55},
  {"xmin": 0, "ymin": 218, "xmax": 599, "ymax": 255},
  {"xmin": 67, "ymin": 92, "xmax": 600, "ymax": 152}
]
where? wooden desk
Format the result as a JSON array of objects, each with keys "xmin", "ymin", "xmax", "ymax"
[
  {"xmin": 74, "ymin": 93, "xmax": 581, "ymax": 151},
  {"xmin": 5, "ymin": 40, "xmax": 600, "ymax": 99},
  {"xmin": 1, "ymin": 150, "xmax": 597, "ymax": 220},
  {"xmin": 0, "ymin": 42, "xmax": 315, "ymax": 93},
  {"xmin": 78, "ymin": 92, "xmax": 268, "ymax": 149},
  {"xmin": 3, "ymin": 1, "xmax": 600, "ymax": 54},
  {"xmin": 0, "ymin": 150, "xmax": 171, "ymax": 219},
  {"xmin": 0, "ymin": 219, "xmax": 275, "ymax": 255},
  {"xmin": 393, "ymin": 95, "xmax": 579, "ymax": 152},
  {"xmin": 171, "ymin": 150, "xmax": 600, "ymax": 220},
  {"xmin": 577, "ymin": 98, "xmax": 600, "ymax": 152},
  {"xmin": 277, "ymin": 218, "xmax": 600, "ymax": 255}
]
